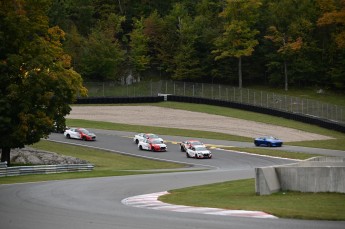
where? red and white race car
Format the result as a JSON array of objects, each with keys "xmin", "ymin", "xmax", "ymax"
[
  {"xmin": 64, "ymin": 128, "xmax": 96, "ymax": 141},
  {"xmin": 138, "ymin": 138, "xmax": 167, "ymax": 152},
  {"xmin": 180, "ymin": 140, "xmax": 205, "ymax": 152},
  {"xmin": 133, "ymin": 133, "xmax": 163, "ymax": 144}
]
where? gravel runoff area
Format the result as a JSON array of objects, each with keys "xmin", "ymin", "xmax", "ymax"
[{"xmin": 68, "ymin": 105, "xmax": 333, "ymax": 142}]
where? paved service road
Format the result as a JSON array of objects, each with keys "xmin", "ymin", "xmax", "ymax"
[{"xmin": 0, "ymin": 130, "xmax": 344, "ymax": 229}]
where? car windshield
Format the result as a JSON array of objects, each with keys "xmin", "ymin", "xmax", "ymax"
[
  {"xmin": 147, "ymin": 134, "xmax": 159, "ymax": 138},
  {"xmin": 150, "ymin": 139, "xmax": 162, "ymax": 144},
  {"xmin": 194, "ymin": 146, "xmax": 207, "ymax": 151},
  {"xmin": 190, "ymin": 141, "xmax": 203, "ymax": 145},
  {"xmin": 80, "ymin": 129, "xmax": 90, "ymax": 134},
  {"xmin": 266, "ymin": 136, "xmax": 278, "ymax": 140}
]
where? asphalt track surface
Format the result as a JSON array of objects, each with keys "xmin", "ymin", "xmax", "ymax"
[{"xmin": 0, "ymin": 130, "xmax": 344, "ymax": 229}]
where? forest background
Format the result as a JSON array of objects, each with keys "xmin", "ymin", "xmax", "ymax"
[
  {"xmin": 0, "ymin": 0, "xmax": 345, "ymax": 165},
  {"xmin": 49, "ymin": 0, "xmax": 345, "ymax": 91}
]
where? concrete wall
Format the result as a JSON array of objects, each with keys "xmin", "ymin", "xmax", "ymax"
[
  {"xmin": 255, "ymin": 166, "xmax": 281, "ymax": 195},
  {"xmin": 255, "ymin": 157, "xmax": 345, "ymax": 195}
]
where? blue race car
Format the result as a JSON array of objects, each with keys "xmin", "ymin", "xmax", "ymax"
[{"xmin": 254, "ymin": 136, "xmax": 283, "ymax": 147}]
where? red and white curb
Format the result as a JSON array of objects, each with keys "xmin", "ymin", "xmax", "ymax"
[{"xmin": 121, "ymin": 191, "xmax": 277, "ymax": 219}]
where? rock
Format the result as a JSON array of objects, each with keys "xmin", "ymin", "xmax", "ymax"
[{"xmin": 9, "ymin": 147, "xmax": 89, "ymax": 165}]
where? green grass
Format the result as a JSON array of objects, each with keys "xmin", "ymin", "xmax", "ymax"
[
  {"xmin": 159, "ymin": 179, "xmax": 345, "ymax": 220},
  {"xmin": 248, "ymin": 85, "xmax": 345, "ymax": 107},
  {"xmin": 0, "ymin": 140, "xmax": 186, "ymax": 184}
]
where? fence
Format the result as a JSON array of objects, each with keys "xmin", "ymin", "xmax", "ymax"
[
  {"xmin": 83, "ymin": 80, "xmax": 345, "ymax": 125},
  {"xmin": 0, "ymin": 162, "xmax": 94, "ymax": 177}
]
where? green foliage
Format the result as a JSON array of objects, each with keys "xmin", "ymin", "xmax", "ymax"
[
  {"xmin": 213, "ymin": 0, "xmax": 261, "ymax": 88},
  {"xmin": 44, "ymin": 0, "xmax": 345, "ymax": 90},
  {"xmin": 79, "ymin": 14, "xmax": 126, "ymax": 81},
  {"xmin": 129, "ymin": 17, "xmax": 151, "ymax": 74},
  {"xmin": 0, "ymin": 0, "xmax": 86, "ymax": 163}
]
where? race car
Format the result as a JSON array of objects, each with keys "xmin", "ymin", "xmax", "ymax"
[
  {"xmin": 180, "ymin": 140, "xmax": 205, "ymax": 152},
  {"xmin": 186, "ymin": 145, "xmax": 212, "ymax": 159},
  {"xmin": 64, "ymin": 128, "xmax": 96, "ymax": 141},
  {"xmin": 254, "ymin": 136, "xmax": 283, "ymax": 147},
  {"xmin": 138, "ymin": 138, "xmax": 167, "ymax": 152},
  {"xmin": 133, "ymin": 133, "xmax": 163, "ymax": 144}
]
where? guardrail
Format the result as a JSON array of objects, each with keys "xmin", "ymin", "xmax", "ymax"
[{"xmin": 0, "ymin": 162, "xmax": 94, "ymax": 177}]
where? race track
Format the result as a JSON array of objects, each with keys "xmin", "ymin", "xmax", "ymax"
[{"xmin": 0, "ymin": 130, "xmax": 344, "ymax": 229}]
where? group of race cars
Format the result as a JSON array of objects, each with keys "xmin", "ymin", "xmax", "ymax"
[
  {"xmin": 133, "ymin": 133, "xmax": 213, "ymax": 159},
  {"xmin": 62, "ymin": 127, "xmax": 283, "ymax": 159}
]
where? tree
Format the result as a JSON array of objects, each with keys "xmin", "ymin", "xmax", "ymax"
[
  {"xmin": 128, "ymin": 17, "xmax": 151, "ymax": 80},
  {"xmin": 0, "ymin": 0, "xmax": 86, "ymax": 165},
  {"xmin": 265, "ymin": 26, "xmax": 303, "ymax": 91},
  {"xmin": 170, "ymin": 3, "xmax": 202, "ymax": 80},
  {"xmin": 212, "ymin": 0, "xmax": 261, "ymax": 88},
  {"xmin": 78, "ymin": 13, "xmax": 126, "ymax": 81},
  {"xmin": 317, "ymin": 0, "xmax": 345, "ymax": 90},
  {"xmin": 263, "ymin": 0, "xmax": 319, "ymax": 91}
]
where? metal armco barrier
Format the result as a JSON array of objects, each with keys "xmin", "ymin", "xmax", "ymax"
[{"xmin": 0, "ymin": 162, "xmax": 94, "ymax": 177}]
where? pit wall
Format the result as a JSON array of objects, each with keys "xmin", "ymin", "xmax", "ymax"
[{"xmin": 255, "ymin": 157, "xmax": 345, "ymax": 195}]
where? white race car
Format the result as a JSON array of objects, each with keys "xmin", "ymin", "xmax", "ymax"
[
  {"xmin": 133, "ymin": 133, "xmax": 163, "ymax": 144},
  {"xmin": 138, "ymin": 138, "xmax": 167, "ymax": 152},
  {"xmin": 64, "ymin": 128, "xmax": 96, "ymax": 141},
  {"xmin": 186, "ymin": 145, "xmax": 212, "ymax": 159}
]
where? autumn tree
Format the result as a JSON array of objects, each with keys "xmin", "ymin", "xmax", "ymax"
[
  {"xmin": 213, "ymin": 0, "xmax": 261, "ymax": 88},
  {"xmin": 0, "ymin": 0, "xmax": 86, "ymax": 165},
  {"xmin": 265, "ymin": 26, "xmax": 303, "ymax": 91},
  {"xmin": 317, "ymin": 0, "xmax": 345, "ymax": 89},
  {"xmin": 263, "ymin": 0, "xmax": 319, "ymax": 91}
]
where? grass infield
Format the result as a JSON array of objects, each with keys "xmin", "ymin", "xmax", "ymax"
[{"xmin": 159, "ymin": 179, "xmax": 345, "ymax": 220}]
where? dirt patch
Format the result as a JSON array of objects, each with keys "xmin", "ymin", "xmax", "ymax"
[{"xmin": 68, "ymin": 105, "xmax": 333, "ymax": 142}]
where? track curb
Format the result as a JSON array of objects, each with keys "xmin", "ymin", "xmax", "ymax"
[{"xmin": 122, "ymin": 191, "xmax": 278, "ymax": 219}]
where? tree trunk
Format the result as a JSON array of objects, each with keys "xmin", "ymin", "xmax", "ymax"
[
  {"xmin": 1, "ymin": 147, "xmax": 11, "ymax": 166},
  {"xmin": 238, "ymin": 56, "xmax": 242, "ymax": 89},
  {"xmin": 284, "ymin": 60, "xmax": 288, "ymax": 91}
]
